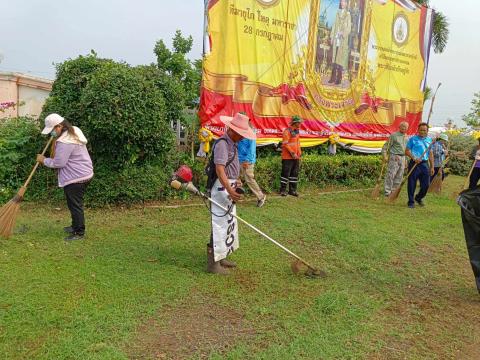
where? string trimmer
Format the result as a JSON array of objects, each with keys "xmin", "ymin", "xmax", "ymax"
[{"xmin": 170, "ymin": 166, "xmax": 325, "ymax": 278}]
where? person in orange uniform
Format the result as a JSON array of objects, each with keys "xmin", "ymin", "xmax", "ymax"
[{"xmin": 280, "ymin": 115, "xmax": 303, "ymax": 197}]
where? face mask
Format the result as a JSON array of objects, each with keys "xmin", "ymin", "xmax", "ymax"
[
  {"xmin": 50, "ymin": 130, "xmax": 58, "ymax": 138},
  {"xmin": 291, "ymin": 129, "xmax": 299, "ymax": 136}
]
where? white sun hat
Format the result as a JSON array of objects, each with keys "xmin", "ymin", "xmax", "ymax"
[{"xmin": 41, "ymin": 113, "xmax": 65, "ymax": 135}]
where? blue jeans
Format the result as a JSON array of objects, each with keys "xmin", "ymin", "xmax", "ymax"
[{"xmin": 407, "ymin": 161, "xmax": 430, "ymax": 205}]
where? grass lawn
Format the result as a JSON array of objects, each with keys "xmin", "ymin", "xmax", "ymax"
[{"xmin": 1, "ymin": 176, "xmax": 479, "ymax": 359}]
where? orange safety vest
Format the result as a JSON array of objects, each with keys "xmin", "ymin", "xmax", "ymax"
[{"xmin": 281, "ymin": 127, "xmax": 301, "ymax": 160}]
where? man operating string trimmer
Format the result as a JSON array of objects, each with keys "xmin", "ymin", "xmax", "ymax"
[
  {"xmin": 171, "ymin": 112, "xmax": 323, "ymax": 278},
  {"xmin": 205, "ymin": 112, "xmax": 256, "ymax": 275}
]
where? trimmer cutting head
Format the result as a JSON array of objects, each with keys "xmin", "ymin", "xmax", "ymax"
[{"xmin": 291, "ymin": 260, "xmax": 326, "ymax": 278}]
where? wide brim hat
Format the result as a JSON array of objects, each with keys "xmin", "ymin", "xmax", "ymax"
[
  {"xmin": 220, "ymin": 113, "xmax": 256, "ymax": 140},
  {"xmin": 41, "ymin": 113, "xmax": 65, "ymax": 135}
]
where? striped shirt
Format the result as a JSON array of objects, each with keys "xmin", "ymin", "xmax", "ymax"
[{"xmin": 432, "ymin": 142, "xmax": 446, "ymax": 167}]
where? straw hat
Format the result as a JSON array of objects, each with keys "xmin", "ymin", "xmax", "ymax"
[{"xmin": 220, "ymin": 113, "xmax": 256, "ymax": 140}]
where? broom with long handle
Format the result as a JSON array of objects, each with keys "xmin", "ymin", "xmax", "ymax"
[
  {"xmin": 371, "ymin": 140, "xmax": 391, "ymax": 199},
  {"xmin": 371, "ymin": 157, "xmax": 387, "ymax": 199},
  {"xmin": 388, "ymin": 142, "xmax": 433, "ymax": 202},
  {"xmin": 429, "ymin": 141, "xmax": 451, "ymax": 194},
  {"xmin": 429, "ymin": 155, "xmax": 451, "ymax": 194},
  {"xmin": 0, "ymin": 137, "xmax": 53, "ymax": 239}
]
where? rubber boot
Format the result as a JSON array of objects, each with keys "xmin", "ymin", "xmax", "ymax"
[
  {"xmin": 207, "ymin": 245, "xmax": 229, "ymax": 275},
  {"xmin": 220, "ymin": 258, "xmax": 237, "ymax": 268}
]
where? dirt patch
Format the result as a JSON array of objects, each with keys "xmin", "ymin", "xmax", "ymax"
[
  {"xmin": 234, "ymin": 269, "xmax": 260, "ymax": 292},
  {"xmin": 368, "ymin": 244, "xmax": 480, "ymax": 359},
  {"xmin": 127, "ymin": 291, "xmax": 258, "ymax": 359},
  {"xmin": 458, "ymin": 339, "xmax": 480, "ymax": 360}
]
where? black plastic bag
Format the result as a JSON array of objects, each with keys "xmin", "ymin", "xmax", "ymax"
[{"xmin": 457, "ymin": 187, "xmax": 480, "ymax": 292}]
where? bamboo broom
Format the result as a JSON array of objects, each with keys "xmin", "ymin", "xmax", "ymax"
[
  {"xmin": 428, "ymin": 156, "xmax": 450, "ymax": 194},
  {"xmin": 0, "ymin": 137, "xmax": 53, "ymax": 239},
  {"xmin": 371, "ymin": 140, "xmax": 391, "ymax": 199},
  {"xmin": 371, "ymin": 157, "xmax": 388, "ymax": 199},
  {"xmin": 429, "ymin": 139, "xmax": 451, "ymax": 194}
]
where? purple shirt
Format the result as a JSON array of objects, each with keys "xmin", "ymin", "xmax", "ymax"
[
  {"xmin": 213, "ymin": 132, "xmax": 240, "ymax": 179},
  {"xmin": 475, "ymin": 149, "xmax": 480, "ymax": 168},
  {"xmin": 44, "ymin": 142, "xmax": 94, "ymax": 187}
]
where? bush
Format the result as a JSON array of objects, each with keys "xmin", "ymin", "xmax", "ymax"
[
  {"xmin": 33, "ymin": 55, "xmax": 178, "ymax": 205},
  {"xmin": 43, "ymin": 55, "xmax": 175, "ymax": 168},
  {"xmin": 254, "ymin": 154, "xmax": 381, "ymax": 193},
  {"xmin": 1, "ymin": 123, "xmax": 381, "ymax": 205},
  {"xmin": 41, "ymin": 53, "xmax": 113, "ymax": 123},
  {"xmin": 79, "ymin": 62, "xmax": 174, "ymax": 167},
  {"xmin": 0, "ymin": 117, "xmax": 43, "ymax": 203},
  {"xmin": 448, "ymin": 133, "xmax": 478, "ymax": 176}
]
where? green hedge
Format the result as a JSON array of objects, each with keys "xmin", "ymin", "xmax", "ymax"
[
  {"xmin": 0, "ymin": 117, "xmax": 44, "ymax": 202},
  {"xmin": 447, "ymin": 133, "xmax": 478, "ymax": 176},
  {"xmin": 254, "ymin": 154, "xmax": 381, "ymax": 193},
  {"xmin": 0, "ymin": 117, "xmax": 190, "ymax": 206},
  {"xmin": 0, "ymin": 118, "xmax": 382, "ymax": 206}
]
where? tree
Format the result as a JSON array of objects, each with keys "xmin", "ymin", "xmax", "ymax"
[
  {"xmin": 42, "ymin": 54, "xmax": 175, "ymax": 168},
  {"xmin": 415, "ymin": 0, "xmax": 449, "ymax": 53},
  {"xmin": 423, "ymin": 86, "xmax": 432, "ymax": 104},
  {"xmin": 154, "ymin": 30, "xmax": 202, "ymax": 122},
  {"xmin": 463, "ymin": 92, "xmax": 480, "ymax": 129}
]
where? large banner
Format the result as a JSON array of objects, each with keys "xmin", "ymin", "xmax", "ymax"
[{"xmin": 199, "ymin": 0, "xmax": 434, "ymax": 152}]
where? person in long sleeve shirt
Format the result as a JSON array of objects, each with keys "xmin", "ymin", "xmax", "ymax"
[
  {"xmin": 280, "ymin": 116, "xmax": 302, "ymax": 196},
  {"xmin": 469, "ymin": 138, "xmax": 480, "ymax": 189},
  {"xmin": 37, "ymin": 114, "xmax": 93, "ymax": 241}
]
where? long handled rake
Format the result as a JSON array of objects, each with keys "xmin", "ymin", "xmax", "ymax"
[
  {"xmin": 171, "ymin": 180, "xmax": 325, "ymax": 278},
  {"xmin": 0, "ymin": 137, "xmax": 53, "ymax": 239}
]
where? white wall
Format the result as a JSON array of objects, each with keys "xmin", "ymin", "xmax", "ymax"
[
  {"xmin": 0, "ymin": 73, "xmax": 52, "ymax": 119},
  {"xmin": 18, "ymin": 85, "xmax": 50, "ymax": 118}
]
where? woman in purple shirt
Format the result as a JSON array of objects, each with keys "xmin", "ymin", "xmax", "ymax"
[{"xmin": 37, "ymin": 114, "xmax": 94, "ymax": 241}]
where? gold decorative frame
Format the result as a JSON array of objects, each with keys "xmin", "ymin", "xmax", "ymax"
[{"xmin": 303, "ymin": 0, "xmax": 374, "ymax": 107}]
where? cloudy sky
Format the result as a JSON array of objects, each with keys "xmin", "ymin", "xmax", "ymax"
[{"xmin": 1, "ymin": 0, "xmax": 478, "ymax": 126}]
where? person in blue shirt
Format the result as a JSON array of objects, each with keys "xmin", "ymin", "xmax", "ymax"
[
  {"xmin": 405, "ymin": 122, "xmax": 434, "ymax": 208},
  {"xmin": 238, "ymin": 122, "xmax": 266, "ymax": 207}
]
